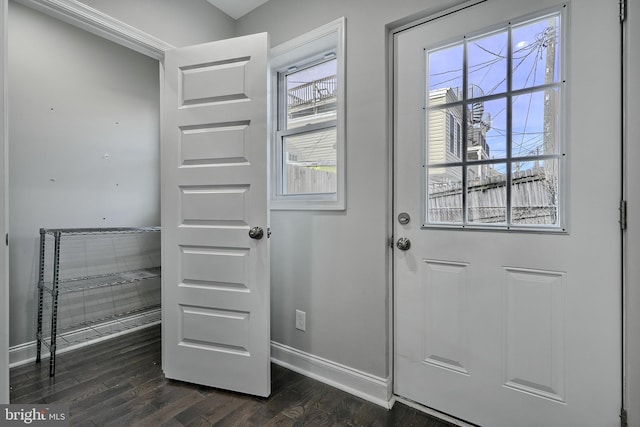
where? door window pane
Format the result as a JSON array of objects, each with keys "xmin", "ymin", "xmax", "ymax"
[
  {"xmin": 512, "ymin": 15, "xmax": 560, "ymax": 91},
  {"xmin": 511, "ymin": 88, "xmax": 560, "ymax": 157},
  {"xmin": 467, "ymin": 164, "xmax": 507, "ymax": 224},
  {"xmin": 467, "ymin": 97, "xmax": 507, "ymax": 161},
  {"xmin": 428, "ymin": 167, "xmax": 463, "ymax": 224},
  {"xmin": 467, "ymin": 30, "xmax": 508, "ymax": 96},
  {"xmin": 428, "ymin": 43, "xmax": 463, "ymax": 104},
  {"xmin": 428, "ymin": 106, "xmax": 464, "ymax": 164},
  {"xmin": 511, "ymin": 159, "xmax": 559, "ymax": 226}
]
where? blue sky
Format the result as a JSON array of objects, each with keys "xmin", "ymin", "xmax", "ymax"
[{"xmin": 428, "ymin": 14, "xmax": 560, "ymax": 163}]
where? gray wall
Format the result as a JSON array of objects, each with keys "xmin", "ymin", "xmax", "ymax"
[
  {"xmin": 78, "ymin": 0, "xmax": 235, "ymax": 47},
  {"xmin": 8, "ymin": 1, "xmax": 161, "ymax": 346},
  {"xmin": 237, "ymin": 0, "xmax": 463, "ymax": 379}
]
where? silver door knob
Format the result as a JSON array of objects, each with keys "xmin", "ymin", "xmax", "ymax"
[
  {"xmin": 396, "ymin": 237, "xmax": 411, "ymax": 251},
  {"xmin": 249, "ymin": 227, "xmax": 264, "ymax": 240}
]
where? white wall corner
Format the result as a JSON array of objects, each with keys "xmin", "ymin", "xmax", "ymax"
[
  {"xmin": 12, "ymin": 0, "xmax": 174, "ymax": 59},
  {"xmin": 270, "ymin": 341, "xmax": 393, "ymax": 409}
]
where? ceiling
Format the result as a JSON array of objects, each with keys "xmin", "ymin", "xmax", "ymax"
[{"xmin": 206, "ymin": 0, "xmax": 271, "ymax": 19}]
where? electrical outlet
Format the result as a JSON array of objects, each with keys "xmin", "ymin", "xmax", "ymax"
[{"xmin": 295, "ymin": 309, "xmax": 306, "ymax": 331}]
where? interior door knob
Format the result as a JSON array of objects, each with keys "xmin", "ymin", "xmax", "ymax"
[
  {"xmin": 396, "ymin": 237, "xmax": 411, "ymax": 251},
  {"xmin": 249, "ymin": 226, "xmax": 264, "ymax": 240}
]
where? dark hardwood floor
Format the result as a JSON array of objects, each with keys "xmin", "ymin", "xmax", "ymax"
[{"xmin": 10, "ymin": 325, "xmax": 456, "ymax": 427}]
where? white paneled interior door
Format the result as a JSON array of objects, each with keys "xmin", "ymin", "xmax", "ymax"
[
  {"xmin": 161, "ymin": 33, "xmax": 271, "ymax": 397},
  {"xmin": 393, "ymin": 1, "xmax": 621, "ymax": 426}
]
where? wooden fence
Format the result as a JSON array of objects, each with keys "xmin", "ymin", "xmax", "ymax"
[
  {"xmin": 286, "ymin": 164, "xmax": 337, "ymax": 194},
  {"xmin": 284, "ymin": 164, "xmax": 556, "ymax": 226},
  {"xmin": 429, "ymin": 168, "xmax": 558, "ymax": 225}
]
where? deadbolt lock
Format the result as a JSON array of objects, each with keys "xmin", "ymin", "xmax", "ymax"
[{"xmin": 398, "ymin": 212, "xmax": 410, "ymax": 225}]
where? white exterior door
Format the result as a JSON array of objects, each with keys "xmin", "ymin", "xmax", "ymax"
[
  {"xmin": 161, "ymin": 33, "xmax": 271, "ymax": 397},
  {"xmin": 394, "ymin": 1, "xmax": 621, "ymax": 426}
]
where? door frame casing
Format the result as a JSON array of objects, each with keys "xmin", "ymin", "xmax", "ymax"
[
  {"xmin": 11, "ymin": 0, "xmax": 173, "ymax": 59},
  {"xmin": 0, "ymin": 0, "xmax": 8, "ymax": 405},
  {"xmin": 624, "ymin": 0, "xmax": 640, "ymax": 424}
]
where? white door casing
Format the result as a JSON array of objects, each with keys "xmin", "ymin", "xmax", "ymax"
[
  {"xmin": 394, "ymin": 1, "xmax": 621, "ymax": 426},
  {"xmin": 161, "ymin": 33, "xmax": 271, "ymax": 397},
  {"xmin": 0, "ymin": 0, "xmax": 8, "ymax": 405}
]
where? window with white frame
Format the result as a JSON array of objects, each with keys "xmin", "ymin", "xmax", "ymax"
[
  {"xmin": 425, "ymin": 10, "xmax": 564, "ymax": 230},
  {"xmin": 270, "ymin": 18, "xmax": 346, "ymax": 210}
]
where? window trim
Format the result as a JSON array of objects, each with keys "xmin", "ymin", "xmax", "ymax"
[
  {"xmin": 270, "ymin": 18, "xmax": 346, "ymax": 210},
  {"xmin": 423, "ymin": 6, "xmax": 567, "ymax": 232}
]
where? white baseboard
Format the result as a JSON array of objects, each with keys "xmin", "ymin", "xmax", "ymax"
[
  {"xmin": 270, "ymin": 341, "xmax": 393, "ymax": 409},
  {"xmin": 10, "ymin": 310, "xmax": 160, "ymax": 368}
]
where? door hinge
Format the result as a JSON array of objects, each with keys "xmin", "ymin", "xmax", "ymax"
[
  {"xmin": 621, "ymin": 407, "xmax": 628, "ymax": 427},
  {"xmin": 5, "ymin": 233, "xmax": 7, "ymax": 246},
  {"xmin": 620, "ymin": 0, "xmax": 627, "ymax": 23},
  {"xmin": 619, "ymin": 200, "xmax": 627, "ymax": 231}
]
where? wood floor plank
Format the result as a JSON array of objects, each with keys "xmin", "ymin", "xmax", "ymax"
[
  {"xmin": 71, "ymin": 377, "xmax": 164, "ymax": 426},
  {"xmin": 205, "ymin": 398, "xmax": 265, "ymax": 427},
  {"xmin": 174, "ymin": 390, "xmax": 248, "ymax": 426},
  {"xmin": 134, "ymin": 388, "xmax": 206, "ymax": 427},
  {"xmin": 10, "ymin": 370, "xmax": 80, "ymax": 401},
  {"xmin": 10, "ymin": 325, "xmax": 459, "ymax": 427},
  {"xmin": 262, "ymin": 412, "xmax": 297, "ymax": 427},
  {"xmin": 11, "ymin": 375, "xmax": 81, "ymax": 404}
]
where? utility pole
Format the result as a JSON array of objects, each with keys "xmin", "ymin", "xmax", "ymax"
[
  {"xmin": 543, "ymin": 21, "xmax": 557, "ymax": 157},
  {"xmin": 543, "ymin": 19, "xmax": 558, "ymax": 222}
]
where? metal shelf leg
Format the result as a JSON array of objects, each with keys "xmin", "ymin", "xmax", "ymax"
[
  {"xmin": 36, "ymin": 229, "xmax": 46, "ymax": 364},
  {"xmin": 48, "ymin": 231, "xmax": 61, "ymax": 376}
]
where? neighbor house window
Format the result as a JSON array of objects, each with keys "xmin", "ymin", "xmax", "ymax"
[
  {"xmin": 449, "ymin": 113, "xmax": 455, "ymax": 154},
  {"xmin": 456, "ymin": 123, "xmax": 461, "ymax": 157},
  {"xmin": 425, "ymin": 10, "xmax": 564, "ymax": 230},
  {"xmin": 270, "ymin": 18, "xmax": 346, "ymax": 210}
]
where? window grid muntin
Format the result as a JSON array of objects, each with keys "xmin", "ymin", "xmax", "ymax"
[
  {"xmin": 425, "ymin": 11, "xmax": 563, "ymax": 229},
  {"xmin": 461, "ymin": 36, "xmax": 469, "ymax": 224},
  {"xmin": 505, "ymin": 23, "xmax": 513, "ymax": 225}
]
